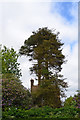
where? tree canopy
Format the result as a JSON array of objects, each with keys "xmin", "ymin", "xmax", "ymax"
[
  {"xmin": 1, "ymin": 46, "xmax": 22, "ymax": 78},
  {"xmin": 19, "ymin": 27, "xmax": 68, "ymax": 108}
]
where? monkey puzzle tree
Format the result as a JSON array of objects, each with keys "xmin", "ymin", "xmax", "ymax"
[{"xmin": 19, "ymin": 27, "xmax": 68, "ymax": 107}]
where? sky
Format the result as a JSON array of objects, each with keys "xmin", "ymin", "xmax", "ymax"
[{"xmin": 0, "ymin": 1, "xmax": 78, "ymax": 100}]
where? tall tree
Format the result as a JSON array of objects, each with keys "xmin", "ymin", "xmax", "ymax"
[
  {"xmin": 2, "ymin": 46, "xmax": 22, "ymax": 78},
  {"xmin": 19, "ymin": 27, "xmax": 68, "ymax": 107}
]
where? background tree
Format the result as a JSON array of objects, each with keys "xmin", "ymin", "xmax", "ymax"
[
  {"xmin": 19, "ymin": 27, "xmax": 68, "ymax": 108},
  {"xmin": 2, "ymin": 46, "xmax": 21, "ymax": 78},
  {"xmin": 64, "ymin": 91, "xmax": 80, "ymax": 110},
  {"xmin": 64, "ymin": 96, "xmax": 75, "ymax": 107}
]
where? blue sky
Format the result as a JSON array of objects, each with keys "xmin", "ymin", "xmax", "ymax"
[
  {"xmin": 50, "ymin": 2, "xmax": 78, "ymax": 52},
  {"xmin": 51, "ymin": 2, "xmax": 78, "ymax": 22},
  {"xmin": 52, "ymin": 2, "xmax": 74, "ymax": 21}
]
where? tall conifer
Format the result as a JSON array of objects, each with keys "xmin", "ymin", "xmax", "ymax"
[{"xmin": 19, "ymin": 27, "xmax": 68, "ymax": 107}]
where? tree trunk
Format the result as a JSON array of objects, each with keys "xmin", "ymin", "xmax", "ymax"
[
  {"xmin": 38, "ymin": 60, "xmax": 41, "ymax": 85},
  {"xmin": 45, "ymin": 61, "xmax": 49, "ymax": 80}
]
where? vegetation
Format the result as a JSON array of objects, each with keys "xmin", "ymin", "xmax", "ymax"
[
  {"xmin": 2, "ymin": 74, "xmax": 32, "ymax": 110},
  {"xmin": 1, "ymin": 28, "xmax": 79, "ymax": 119},
  {"xmin": 1, "ymin": 46, "xmax": 32, "ymax": 110},
  {"xmin": 2, "ymin": 91, "xmax": 80, "ymax": 119},
  {"xmin": 2, "ymin": 46, "xmax": 21, "ymax": 78},
  {"xmin": 19, "ymin": 27, "xmax": 68, "ymax": 107},
  {"xmin": 64, "ymin": 91, "xmax": 80, "ymax": 109},
  {"xmin": 2, "ymin": 106, "xmax": 79, "ymax": 119},
  {"xmin": 64, "ymin": 96, "xmax": 76, "ymax": 107}
]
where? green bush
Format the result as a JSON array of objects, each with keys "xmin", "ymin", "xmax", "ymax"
[
  {"xmin": 2, "ymin": 106, "xmax": 79, "ymax": 119},
  {"xmin": 64, "ymin": 91, "xmax": 80, "ymax": 109},
  {"xmin": 64, "ymin": 96, "xmax": 76, "ymax": 107},
  {"xmin": 2, "ymin": 74, "xmax": 33, "ymax": 110}
]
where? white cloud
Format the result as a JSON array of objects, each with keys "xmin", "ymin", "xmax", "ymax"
[
  {"xmin": 18, "ymin": 56, "xmax": 32, "ymax": 89},
  {"xmin": 0, "ymin": 0, "xmax": 79, "ymax": 3},
  {"xmin": 61, "ymin": 43, "xmax": 78, "ymax": 98},
  {"xmin": 0, "ymin": 2, "xmax": 78, "ymax": 98},
  {"xmin": 18, "ymin": 56, "xmax": 38, "ymax": 89}
]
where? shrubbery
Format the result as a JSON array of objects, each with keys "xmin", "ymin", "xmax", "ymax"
[
  {"xmin": 64, "ymin": 91, "xmax": 80, "ymax": 109},
  {"xmin": 2, "ymin": 106, "xmax": 79, "ymax": 119},
  {"xmin": 64, "ymin": 96, "xmax": 76, "ymax": 107},
  {"xmin": 2, "ymin": 74, "xmax": 32, "ymax": 110}
]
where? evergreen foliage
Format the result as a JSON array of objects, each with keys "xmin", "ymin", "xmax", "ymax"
[{"xmin": 19, "ymin": 27, "xmax": 68, "ymax": 108}]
